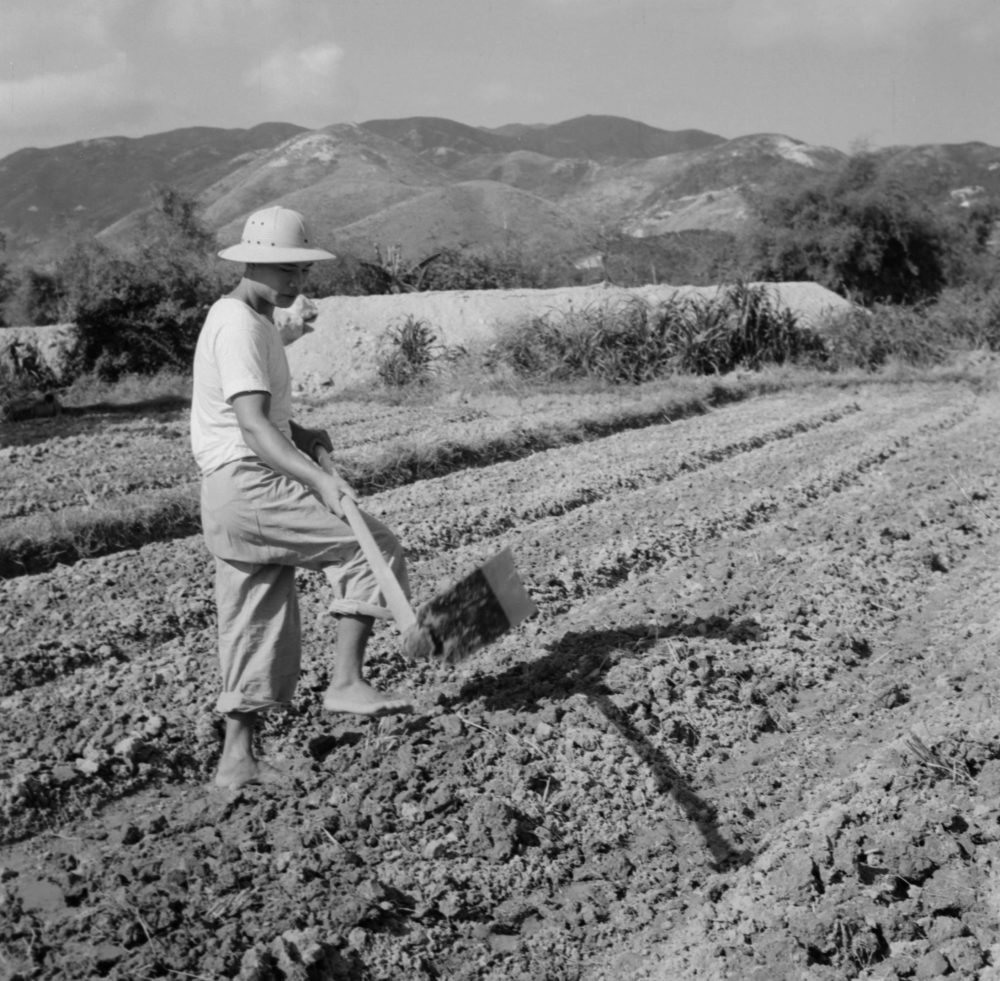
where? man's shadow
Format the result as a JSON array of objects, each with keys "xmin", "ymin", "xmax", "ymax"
[{"xmin": 457, "ymin": 618, "xmax": 755, "ymax": 872}]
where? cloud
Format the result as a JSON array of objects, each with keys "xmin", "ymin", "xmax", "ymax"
[
  {"xmin": 0, "ymin": 0, "xmax": 121, "ymax": 69},
  {"xmin": 476, "ymin": 80, "xmax": 519, "ymax": 106},
  {"xmin": 0, "ymin": 53, "xmax": 139, "ymax": 128},
  {"xmin": 242, "ymin": 42, "xmax": 345, "ymax": 112},
  {"xmin": 529, "ymin": 0, "xmax": 1000, "ymax": 48},
  {"xmin": 725, "ymin": 0, "xmax": 1000, "ymax": 48},
  {"xmin": 152, "ymin": 0, "xmax": 293, "ymax": 40}
]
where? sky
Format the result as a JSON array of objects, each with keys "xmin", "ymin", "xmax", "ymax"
[{"xmin": 2, "ymin": 0, "xmax": 999, "ymax": 160}]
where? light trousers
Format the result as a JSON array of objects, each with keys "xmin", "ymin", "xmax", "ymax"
[{"xmin": 201, "ymin": 457, "xmax": 409, "ymax": 714}]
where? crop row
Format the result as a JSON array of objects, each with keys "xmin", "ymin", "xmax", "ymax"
[
  {"xmin": 0, "ymin": 376, "xmax": 777, "ymax": 575},
  {"xmin": 382, "ymin": 390, "xmax": 974, "ymax": 606},
  {"xmin": 0, "ymin": 384, "xmax": 736, "ymax": 518},
  {"xmin": 385, "ymin": 396, "xmax": 863, "ymax": 557},
  {"xmin": 0, "ymin": 386, "xmax": 971, "ymax": 702},
  {"xmin": 0, "ymin": 385, "xmax": 978, "ymax": 843},
  {"xmin": 0, "ymin": 389, "xmax": 860, "ymax": 695}
]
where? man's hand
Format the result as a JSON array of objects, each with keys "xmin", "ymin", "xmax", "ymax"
[
  {"xmin": 315, "ymin": 471, "xmax": 357, "ymax": 518},
  {"xmin": 289, "ymin": 421, "xmax": 333, "ymax": 461},
  {"xmin": 312, "ymin": 445, "xmax": 357, "ymax": 517}
]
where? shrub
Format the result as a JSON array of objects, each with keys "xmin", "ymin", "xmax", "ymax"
[
  {"xmin": 0, "ymin": 185, "xmax": 227, "ymax": 382},
  {"xmin": 931, "ymin": 284, "xmax": 1000, "ymax": 351},
  {"xmin": 57, "ymin": 186, "xmax": 226, "ymax": 381},
  {"xmin": 308, "ymin": 244, "xmax": 578, "ymax": 297},
  {"xmin": 418, "ymin": 246, "xmax": 575, "ymax": 291},
  {"xmin": 59, "ymin": 243, "xmax": 223, "ymax": 381},
  {"xmin": 821, "ymin": 306, "xmax": 946, "ymax": 370},
  {"xmin": 356, "ymin": 244, "xmax": 443, "ymax": 295},
  {"xmin": 3, "ymin": 268, "xmax": 64, "ymax": 326},
  {"xmin": 492, "ymin": 284, "xmax": 822, "ymax": 382},
  {"xmin": 822, "ymin": 283, "xmax": 1000, "ymax": 370},
  {"xmin": 307, "ymin": 254, "xmax": 380, "ymax": 297},
  {"xmin": 942, "ymin": 200, "xmax": 1000, "ymax": 289},
  {"xmin": 0, "ymin": 337, "xmax": 62, "ymax": 420},
  {"xmin": 496, "ymin": 299, "xmax": 679, "ymax": 383},
  {"xmin": 596, "ymin": 231, "xmax": 743, "ymax": 287},
  {"xmin": 743, "ymin": 152, "xmax": 956, "ymax": 306},
  {"xmin": 375, "ymin": 316, "xmax": 466, "ymax": 387},
  {"xmin": 653, "ymin": 284, "xmax": 825, "ymax": 375}
]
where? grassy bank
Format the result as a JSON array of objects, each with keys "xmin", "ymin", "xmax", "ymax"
[
  {"xmin": 2, "ymin": 351, "xmax": 997, "ymax": 579},
  {"xmin": 1, "ymin": 372, "xmax": 786, "ymax": 577}
]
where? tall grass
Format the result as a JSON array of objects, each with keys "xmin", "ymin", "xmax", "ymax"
[
  {"xmin": 492, "ymin": 283, "xmax": 826, "ymax": 382},
  {"xmin": 59, "ymin": 367, "xmax": 193, "ymax": 408},
  {"xmin": 375, "ymin": 315, "xmax": 468, "ymax": 387},
  {"xmin": 821, "ymin": 284, "xmax": 1000, "ymax": 371}
]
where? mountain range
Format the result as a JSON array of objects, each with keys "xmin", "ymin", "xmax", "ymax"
[{"xmin": 2, "ymin": 114, "xmax": 998, "ymax": 265}]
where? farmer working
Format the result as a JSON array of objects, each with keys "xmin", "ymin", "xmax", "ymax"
[{"xmin": 190, "ymin": 205, "xmax": 412, "ymax": 789}]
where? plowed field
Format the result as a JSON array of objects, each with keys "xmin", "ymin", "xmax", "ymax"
[{"xmin": 3, "ymin": 377, "xmax": 1000, "ymax": 981}]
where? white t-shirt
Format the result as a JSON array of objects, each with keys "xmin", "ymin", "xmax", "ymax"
[{"xmin": 190, "ymin": 297, "xmax": 294, "ymax": 476}]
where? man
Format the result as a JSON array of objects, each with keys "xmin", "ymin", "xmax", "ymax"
[{"xmin": 191, "ymin": 206, "xmax": 411, "ymax": 789}]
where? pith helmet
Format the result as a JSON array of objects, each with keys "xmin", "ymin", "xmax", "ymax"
[{"xmin": 218, "ymin": 206, "xmax": 336, "ymax": 263}]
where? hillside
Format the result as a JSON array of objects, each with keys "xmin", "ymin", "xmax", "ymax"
[
  {"xmin": 201, "ymin": 125, "xmax": 446, "ymax": 229},
  {"xmin": 1, "ymin": 114, "xmax": 998, "ymax": 266},
  {"xmin": 493, "ymin": 114, "xmax": 724, "ymax": 160},
  {"xmin": 565, "ymin": 134, "xmax": 847, "ymax": 237},
  {"xmin": 310, "ymin": 180, "xmax": 598, "ymax": 259},
  {"xmin": 0, "ymin": 123, "xmax": 305, "ymax": 243},
  {"xmin": 361, "ymin": 113, "xmax": 724, "ymax": 163},
  {"xmin": 874, "ymin": 141, "xmax": 1000, "ymax": 204}
]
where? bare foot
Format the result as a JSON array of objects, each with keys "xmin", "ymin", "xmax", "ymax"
[
  {"xmin": 214, "ymin": 757, "xmax": 290, "ymax": 789},
  {"xmin": 322, "ymin": 679, "xmax": 413, "ymax": 716}
]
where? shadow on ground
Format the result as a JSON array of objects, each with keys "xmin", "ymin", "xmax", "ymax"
[{"xmin": 458, "ymin": 620, "xmax": 755, "ymax": 871}]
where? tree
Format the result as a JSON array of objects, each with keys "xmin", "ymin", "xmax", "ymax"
[
  {"xmin": 60, "ymin": 185, "xmax": 226, "ymax": 379},
  {"xmin": 357, "ymin": 244, "xmax": 442, "ymax": 294},
  {"xmin": 743, "ymin": 153, "xmax": 954, "ymax": 305},
  {"xmin": 144, "ymin": 182, "xmax": 218, "ymax": 253}
]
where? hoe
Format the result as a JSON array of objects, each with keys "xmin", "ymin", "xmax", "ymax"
[{"xmin": 319, "ymin": 448, "xmax": 537, "ymax": 662}]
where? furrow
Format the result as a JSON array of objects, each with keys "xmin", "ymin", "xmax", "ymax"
[
  {"xmin": 0, "ymin": 539, "xmax": 216, "ymax": 695},
  {"xmin": 388, "ymin": 401, "xmax": 862, "ymax": 558},
  {"xmin": 0, "ymin": 377, "xmax": 773, "ymax": 575},
  {"xmin": 400, "ymin": 397, "xmax": 974, "ymax": 618}
]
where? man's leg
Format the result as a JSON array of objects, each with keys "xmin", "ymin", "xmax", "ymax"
[
  {"xmin": 216, "ymin": 711, "xmax": 289, "ymax": 788},
  {"xmin": 238, "ymin": 468, "xmax": 415, "ymax": 715},
  {"xmin": 212, "ymin": 559, "xmax": 301, "ymax": 786},
  {"xmin": 322, "ymin": 613, "xmax": 412, "ymax": 715}
]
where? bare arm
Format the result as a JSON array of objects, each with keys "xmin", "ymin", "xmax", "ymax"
[{"xmin": 232, "ymin": 391, "xmax": 354, "ymax": 516}]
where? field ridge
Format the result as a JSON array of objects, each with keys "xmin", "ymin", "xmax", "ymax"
[{"xmin": 0, "ymin": 377, "xmax": 777, "ymax": 578}]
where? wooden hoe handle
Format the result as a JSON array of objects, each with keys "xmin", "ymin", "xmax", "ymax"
[{"xmin": 316, "ymin": 448, "xmax": 417, "ymax": 630}]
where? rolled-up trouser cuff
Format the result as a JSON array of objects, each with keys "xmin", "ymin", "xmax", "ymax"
[
  {"xmin": 327, "ymin": 599, "xmax": 395, "ymax": 620},
  {"xmin": 215, "ymin": 691, "xmax": 290, "ymax": 715}
]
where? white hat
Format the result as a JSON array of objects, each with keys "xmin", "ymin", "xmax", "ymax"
[{"xmin": 218, "ymin": 206, "xmax": 336, "ymax": 263}]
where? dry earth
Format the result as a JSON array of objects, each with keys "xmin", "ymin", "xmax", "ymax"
[{"xmin": 2, "ymin": 373, "xmax": 1000, "ymax": 981}]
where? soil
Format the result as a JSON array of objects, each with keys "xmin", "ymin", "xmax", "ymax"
[{"xmin": 3, "ymin": 376, "xmax": 1000, "ymax": 981}]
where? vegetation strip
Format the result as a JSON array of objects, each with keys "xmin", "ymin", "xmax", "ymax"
[
  {"xmin": 394, "ymin": 404, "xmax": 863, "ymax": 559},
  {"xmin": 0, "ymin": 378, "xmax": 781, "ymax": 578}
]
